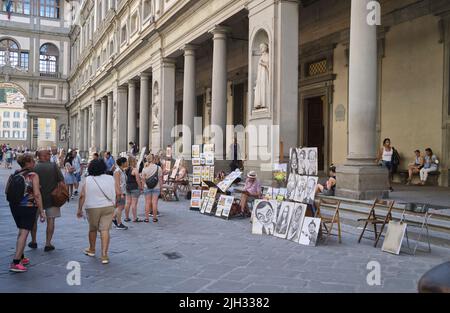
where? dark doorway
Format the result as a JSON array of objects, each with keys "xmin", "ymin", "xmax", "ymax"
[
  {"xmin": 233, "ymin": 83, "xmax": 245, "ymax": 127},
  {"xmin": 303, "ymin": 96, "xmax": 325, "ymax": 171}
]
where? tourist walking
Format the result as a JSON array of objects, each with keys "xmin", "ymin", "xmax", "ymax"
[
  {"xmin": 72, "ymin": 150, "xmax": 82, "ymax": 195},
  {"xmin": 104, "ymin": 151, "xmax": 115, "ymax": 175},
  {"xmin": 64, "ymin": 153, "xmax": 77, "ymax": 199},
  {"xmin": 30, "ymin": 149, "xmax": 65, "ymax": 252},
  {"xmin": 6, "ymin": 154, "xmax": 46, "ymax": 272},
  {"xmin": 5, "ymin": 148, "xmax": 13, "ymax": 169},
  {"xmin": 112, "ymin": 157, "xmax": 129, "ymax": 230},
  {"xmin": 141, "ymin": 154, "xmax": 163, "ymax": 223},
  {"xmin": 377, "ymin": 138, "xmax": 400, "ymax": 192},
  {"xmin": 77, "ymin": 159, "xmax": 116, "ymax": 265},
  {"xmin": 124, "ymin": 156, "xmax": 143, "ymax": 222}
]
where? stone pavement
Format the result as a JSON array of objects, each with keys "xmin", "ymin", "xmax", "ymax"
[{"xmin": 0, "ymin": 165, "xmax": 449, "ymax": 293}]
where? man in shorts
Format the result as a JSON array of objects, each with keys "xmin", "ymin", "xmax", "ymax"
[{"xmin": 30, "ymin": 149, "xmax": 64, "ymax": 252}]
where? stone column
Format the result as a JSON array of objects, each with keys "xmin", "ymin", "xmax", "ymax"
[
  {"xmin": 210, "ymin": 26, "xmax": 229, "ymax": 159},
  {"xmin": 87, "ymin": 106, "xmax": 92, "ymax": 151},
  {"xmin": 106, "ymin": 93, "xmax": 113, "ymax": 152},
  {"xmin": 83, "ymin": 109, "xmax": 88, "ymax": 153},
  {"xmin": 117, "ymin": 86, "xmax": 128, "ymax": 153},
  {"xmin": 127, "ymin": 80, "xmax": 136, "ymax": 146},
  {"xmin": 182, "ymin": 45, "xmax": 197, "ymax": 158},
  {"xmin": 100, "ymin": 97, "xmax": 107, "ymax": 152},
  {"xmin": 336, "ymin": 0, "xmax": 388, "ymax": 200},
  {"xmin": 26, "ymin": 116, "xmax": 32, "ymax": 150},
  {"xmin": 139, "ymin": 73, "xmax": 150, "ymax": 150}
]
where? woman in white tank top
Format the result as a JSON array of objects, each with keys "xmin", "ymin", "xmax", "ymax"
[{"xmin": 377, "ymin": 138, "xmax": 395, "ymax": 192}]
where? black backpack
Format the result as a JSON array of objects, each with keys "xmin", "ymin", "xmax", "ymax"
[
  {"xmin": 145, "ymin": 166, "xmax": 160, "ymax": 189},
  {"xmin": 5, "ymin": 169, "xmax": 29, "ymax": 206}
]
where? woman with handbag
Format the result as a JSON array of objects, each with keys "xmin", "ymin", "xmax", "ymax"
[
  {"xmin": 124, "ymin": 156, "xmax": 143, "ymax": 223},
  {"xmin": 141, "ymin": 154, "xmax": 163, "ymax": 223},
  {"xmin": 77, "ymin": 159, "xmax": 116, "ymax": 265}
]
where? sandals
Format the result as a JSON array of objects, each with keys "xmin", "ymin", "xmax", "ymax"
[
  {"xmin": 144, "ymin": 219, "xmax": 150, "ymax": 223},
  {"xmin": 153, "ymin": 218, "xmax": 158, "ymax": 223},
  {"xmin": 133, "ymin": 218, "xmax": 143, "ymax": 223}
]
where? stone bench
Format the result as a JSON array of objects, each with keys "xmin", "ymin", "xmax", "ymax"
[{"xmin": 397, "ymin": 169, "xmax": 440, "ymax": 186}]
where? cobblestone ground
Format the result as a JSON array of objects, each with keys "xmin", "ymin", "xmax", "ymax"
[{"xmin": 0, "ymin": 165, "xmax": 449, "ymax": 293}]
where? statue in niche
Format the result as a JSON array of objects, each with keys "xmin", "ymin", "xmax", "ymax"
[
  {"xmin": 152, "ymin": 84, "xmax": 160, "ymax": 129},
  {"xmin": 59, "ymin": 124, "xmax": 66, "ymax": 142},
  {"xmin": 253, "ymin": 43, "xmax": 270, "ymax": 110}
]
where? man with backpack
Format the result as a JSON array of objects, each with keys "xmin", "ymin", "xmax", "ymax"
[
  {"xmin": 29, "ymin": 149, "xmax": 65, "ymax": 252},
  {"xmin": 6, "ymin": 154, "xmax": 46, "ymax": 272}
]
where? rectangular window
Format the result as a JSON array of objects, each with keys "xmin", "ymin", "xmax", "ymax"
[
  {"xmin": 13, "ymin": 131, "xmax": 19, "ymax": 138},
  {"xmin": 2, "ymin": 0, "xmax": 31, "ymax": 15},
  {"xmin": 3, "ymin": 131, "xmax": 9, "ymax": 138},
  {"xmin": 22, "ymin": 131, "xmax": 26, "ymax": 139},
  {"xmin": 121, "ymin": 25, "xmax": 127, "ymax": 44},
  {"xmin": 13, "ymin": 121, "xmax": 20, "ymax": 128},
  {"xmin": 20, "ymin": 52, "xmax": 29, "ymax": 70},
  {"xmin": 39, "ymin": 55, "xmax": 57, "ymax": 73},
  {"xmin": 13, "ymin": 112, "xmax": 21, "ymax": 118},
  {"xmin": 3, "ymin": 112, "xmax": 10, "ymax": 118},
  {"xmin": 3, "ymin": 121, "xmax": 10, "ymax": 128},
  {"xmin": 23, "ymin": 121, "xmax": 27, "ymax": 128},
  {"xmin": 40, "ymin": 0, "xmax": 60, "ymax": 19}
]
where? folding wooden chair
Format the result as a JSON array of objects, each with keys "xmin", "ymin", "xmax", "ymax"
[
  {"xmin": 315, "ymin": 199, "xmax": 342, "ymax": 244},
  {"xmin": 358, "ymin": 199, "xmax": 395, "ymax": 247}
]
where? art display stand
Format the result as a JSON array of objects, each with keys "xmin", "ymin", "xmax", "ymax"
[{"xmin": 190, "ymin": 144, "xmax": 215, "ymax": 210}]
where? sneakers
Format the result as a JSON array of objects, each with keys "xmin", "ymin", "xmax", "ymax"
[
  {"xmin": 84, "ymin": 248, "xmax": 96, "ymax": 257},
  {"xmin": 74, "ymin": 191, "xmax": 79, "ymax": 196},
  {"xmin": 112, "ymin": 219, "xmax": 118, "ymax": 227},
  {"xmin": 115, "ymin": 223, "xmax": 128, "ymax": 230},
  {"xmin": 101, "ymin": 256, "xmax": 110, "ymax": 265},
  {"xmin": 124, "ymin": 218, "xmax": 131, "ymax": 223},
  {"xmin": 10, "ymin": 263, "xmax": 27, "ymax": 273},
  {"xmin": 20, "ymin": 257, "xmax": 30, "ymax": 266}
]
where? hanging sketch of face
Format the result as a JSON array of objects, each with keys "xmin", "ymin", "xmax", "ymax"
[
  {"xmin": 287, "ymin": 204, "xmax": 306, "ymax": 242},
  {"xmin": 286, "ymin": 174, "xmax": 297, "ymax": 200},
  {"xmin": 294, "ymin": 175, "xmax": 307, "ymax": 203},
  {"xmin": 275, "ymin": 204, "xmax": 290, "ymax": 237},
  {"xmin": 254, "ymin": 201, "xmax": 275, "ymax": 235},
  {"xmin": 289, "ymin": 148, "xmax": 298, "ymax": 175},
  {"xmin": 304, "ymin": 177, "xmax": 318, "ymax": 204},
  {"xmin": 307, "ymin": 149, "xmax": 318, "ymax": 175},
  {"xmin": 298, "ymin": 149, "xmax": 307, "ymax": 175}
]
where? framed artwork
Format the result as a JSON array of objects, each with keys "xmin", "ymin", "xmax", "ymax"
[
  {"xmin": 190, "ymin": 198, "xmax": 201, "ymax": 208},
  {"xmin": 209, "ymin": 166, "xmax": 215, "ymax": 179},
  {"xmin": 207, "ymin": 187, "xmax": 218, "ymax": 199},
  {"xmin": 293, "ymin": 175, "xmax": 307, "ymax": 203},
  {"xmin": 277, "ymin": 188, "xmax": 287, "ymax": 201},
  {"xmin": 193, "ymin": 166, "xmax": 202, "ymax": 176},
  {"xmin": 191, "ymin": 190, "xmax": 202, "ymax": 199},
  {"xmin": 200, "ymin": 197, "xmax": 209, "ymax": 214},
  {"xmin": 205, "ymin": 152, "xmax": 214, "ymax": 165},
  {"xmin": 265, "ymin": 187, "xmax": 273, "ymax": 200},
  {"xmin": 192, "ymin": 145, "xmax": 201, "ymax": 158},
  {"xmin": 303, "ymin": 176, "xmax": 318, "ymax": 205},
  {"xmin": 299, "ymin": 217, "xmax": 321, "ymax": 246},
  {"xmin": 297, "ymin": 148, "xmax": 307, "ymax": 176},
  {"xmin": 202, "ymin": 190, "xmax": 209, "ymax": 199},
  {"xmin": 273, "ymin": 163, "xmax": 287, "ymax": 183},
  {"xmin": 166, "ymin": 146, "xmax": 172, "ymax": 158},
  {"xmin": 305, "ymin": 148, "xmax": 318, "ymax": 176},
  {"xmin": 164, "ymin": 160, "xmax": 172, "ymax": 172},
  {"xmin": 205, "ymin": 198, "xmax": 216, "ymax": 214},
  {"xmin": 274, "ymin": 202, "xmax": 295, "ymax": 239},
  {"xmin": 192, "ymin": 158, "xmax": 201, "ymax": 166},
  {"xmin": 192, "ymin": 176, "xmax": 201, "ymax": 185},
  {"xmin": 382, "ymin": 221, "xmax": 407, "ymax": 255},
  {"xmin": 286, "ymin": 203, "xmax": 307, "ymax": 242},
  {"xmin": 219, "ymin": 195, "xmax": 235, "ymax": 219},
  {"xmin": 204, "ymin": 144, "xmax": 214, "ymax": 153},
  {"xmin": 251, "ymin": 200, "xmax": 278, "ymax": 236},
  {"xmin": 286, "ymin": 174, "xmax": 297, "ymax": 200}
]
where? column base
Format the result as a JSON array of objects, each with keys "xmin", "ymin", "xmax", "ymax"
[{"xmin": 336, "ymin": 164, "xmax": 390, "ymax": 200}]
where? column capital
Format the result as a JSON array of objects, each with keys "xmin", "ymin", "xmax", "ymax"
[
  {"xmin": 140, "ymin": 72, "xmax": 151, "ymax": 80},
  {"xmin": 209, "ymin": 25, "xmax": 231, "ymax": 39},
  {"xmin": 182, "ymin": 44, "xmax": 199, "ymax": 56},
  {"xmin": 101, "ymin": 96, "xmax": 107, "ymax": 104},
  {"xmin": 128, "ymin": 80, "xmax": 137, "ymax": 88},
  {"xmin": 162, "ymin": 57, "xmax": 177, "ymax": 68}
]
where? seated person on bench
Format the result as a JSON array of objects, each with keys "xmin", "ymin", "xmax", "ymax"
[
  {"xmin": 315, "ymin": 165, "xmax": 337, "ymax": 197},
  {"xmin": 406, "ymin": 150, "xmax": 424, "ymax": 185},
  {"xmin": 419, "ymin": 148, "xmax": 439, "ymax": 186},
  {"xmin": 239, "ymin": 171, "xmax": 262, "ymax": 217}
]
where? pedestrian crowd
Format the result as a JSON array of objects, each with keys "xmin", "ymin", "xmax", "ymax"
[{"xmin": 5, "ymin": 145, "xmax": 165, "ymax": 272}]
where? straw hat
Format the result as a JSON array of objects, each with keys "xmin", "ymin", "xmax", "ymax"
[{"xmin": 247, "ymin": 171, "xmax": 257, "ymax": 179}]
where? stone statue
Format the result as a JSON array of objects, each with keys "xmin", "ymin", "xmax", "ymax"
[
  {"xmin": 152, "ymin": 84, "xmax": 160, "ymax": 129},
  {"xmin": 59, "ymin": 124, "xmax": 66, "ymax": 142},
  {"xmin": 253, "ymin": 43, "xmax": 270, "ymax": 110}
]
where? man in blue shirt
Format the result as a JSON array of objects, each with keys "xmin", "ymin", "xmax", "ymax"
[{"xmin": 104, "ymin": 151, "xmax": 115, "ymax": 173}]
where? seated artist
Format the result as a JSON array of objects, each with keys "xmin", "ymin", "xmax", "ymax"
[
  {"xmin": 315, "ymin": 165, "xmax": 337, "ymax": 197},
  {"xmin": 239, "ymin": 171, "xmax": 262, "ymax": 217}
]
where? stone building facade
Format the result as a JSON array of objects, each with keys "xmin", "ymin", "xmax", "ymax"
[
  {"xmin": 0, "ymin": 0, "xmax": 71, "ymax": 149},
  {"xmin": 1, "ymin": 0, "xmax": 450, "ymax": 196}
]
